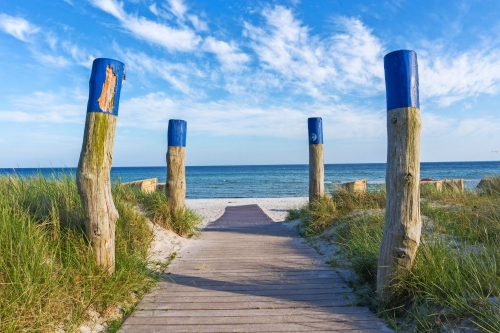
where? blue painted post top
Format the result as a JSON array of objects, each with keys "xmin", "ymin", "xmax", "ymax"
[
  {"xmin": 308, "ymin": 117, "xmax": 323, "ymax": 145},
  {"xmin": 384, "ymin": 50, "xmax": 419, "ymax": 111},
  {"xmin": 168, "ymin": 119, "xmax": 187, "ymax": 147},
  {"xmin": 86, "ymin": 58, "xmax": 126, "ymax": 116}
]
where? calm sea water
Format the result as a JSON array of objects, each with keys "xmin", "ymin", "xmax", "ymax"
[{"xmin": 1, "ymin": 162, "xmax": 499, "ymax": 198}]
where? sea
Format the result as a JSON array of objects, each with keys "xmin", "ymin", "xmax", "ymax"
[{"xmin": 0, "ymin": 161, "xmax": 499, "ymax": 199}]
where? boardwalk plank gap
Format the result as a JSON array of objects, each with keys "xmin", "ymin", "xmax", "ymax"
[{"xmin": 119, "ymin": 204, "xmax": 392, "ymax": 332}]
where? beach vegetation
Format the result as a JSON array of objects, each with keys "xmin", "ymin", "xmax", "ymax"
[
  {"xmin": 118, "ymin": 185, "xmax": 201, "ymax": 237},
  {"xmin": 288, "ymin": 179, "xmax": 500, "ymax": 332},
  {"xmin": 0, "ymin": 173, "xmax": 199, "ymax": 332},
  {"xmin": 288, "ymin": 188, "xmax": 386, "ymax": 237}
]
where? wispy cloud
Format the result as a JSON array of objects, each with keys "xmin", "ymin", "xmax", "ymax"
[
  {"xmin": 0, "ymin": 90, "xmax": 86, "ymax": 123},
  {"xmin": 30, "ymin": 51, "xmax": 71, "ymax": 67},
  {"xmin": 0, "ymin": 13, "xmax": 96, "ymax": 69},
  {"xmin": 244, "ymin": 6, "xmax": 385, "ymax": 98},
  {"xmin": 419, "ymin": 48, "xmax": 500, "ymax": 106},
  {"xmin": 187, "ymin": 14, "xmax": 208, "ymax": 31},
  {"xmin": 421, "ymin": 111, "xmax": 500, "ymax": 139},
  {"xmin": 167, "ymin": 0, "xmax": 187, "ymax": 20},
  {"xmin": 91, "ymin": 0, "xmax": 247, "ymax": 72},
  {"xmin": 203, "ymin": 37, "xmax": 250, "ymax": 71},
  {"xmin": 89, "ymin": 0, "xmax": 201, "ymax": 51},
  {"xmin": 451, "ymin": 117, "xmax": 500, "ymax": 137},
  {"xmin": 0, "ymin": 14, "xmax": 39, "ymax": 42},
  {"xmin": 117, "ymin": 48, "xmax": 203, "ymax": 94},
  {"xmin": 117, "ymin": 91, "xmax": 386, "ymax": 141},
  {"xmin": 62, "ymin": 42, "xmax": 96, "ymax": 68}
]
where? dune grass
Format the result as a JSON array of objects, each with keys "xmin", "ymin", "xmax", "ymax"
[
  {"xmin": 288, "ymin": 180, "xmax": 500, "ymax": 332},
  {"xmin": 287, "ymin": 187, "xmax": 386, "ymax": 237},
  {"xmin": 0, "ymin": 173, "xmax": 200, "ymax": 332},
  {"xmin": 127, "ymin": 187, "xmax": 201, "ymax": 237}
]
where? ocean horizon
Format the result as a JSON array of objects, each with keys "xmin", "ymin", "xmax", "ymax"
[{"xmin": 1, "ymin": 161, "xmax": 499, "ymax": 199}]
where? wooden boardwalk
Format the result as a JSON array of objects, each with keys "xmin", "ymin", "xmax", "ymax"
[{"xmin": 119, "ymin": 204, "xmax": 391, "ymax": 332}]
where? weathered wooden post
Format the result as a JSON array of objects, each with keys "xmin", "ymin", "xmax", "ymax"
[
  {"xmin": 166, "ymin": 119, "xmax": 187, "ymax": 214},
  {"xmin": 77, "ymin": 58, "xmax": 125, "ymax": 274},
  {"xmin": 377, "ymin": 50, "xmax": 422, "ymax": 300},
  {"xmin": 308, "ymin": 117, "xmax": 324, "ymax": 205}
]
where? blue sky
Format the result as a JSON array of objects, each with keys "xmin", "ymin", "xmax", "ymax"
[{"xmin": 1, "ymin": 0, "xmax": 499, "ymax": 167}]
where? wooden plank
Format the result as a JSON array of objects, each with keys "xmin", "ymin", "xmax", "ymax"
[
  {"xmin": 123, "ymin": 315, "xmax": 384, "ymax": 326},
  {"xmin": 130, "ymin": 307, "xmax": 376, "ymax": 317},
  {"xmin": 119, "ymin": 204, "xmax": 391, "ymax": 332},
  {"xmin": 126, "ymin": 313, "xmax": 377, "ymax": 324},
  {"xmin": 136, "ymin": 299, "xmax": 354, "ymax": 310},
  {"xmin": 162, "ymin": 269, "xmax": 337, "ymax": 275},
  {"xmin": 156, "ymin": 277, "xmax": 344, "ymax": 286},
  {"xmin": 154, "ymin": 282, "xmax": 347, "ymax": 292},
  {"xmin": 148, "ymin": 286, "xmax": 351, "ymax": 296},
  {"xmin": 141, "ymin": 292, "xmax": 353, "ymax": 303},
  {"xmin": 119, "ymin": 321, "xmax": 387, "ymax": 332}
]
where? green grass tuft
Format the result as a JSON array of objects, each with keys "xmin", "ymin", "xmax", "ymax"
[
  {"xmin": 0, "ymin": 173, "xmax": 198, "ymax": 332},
  {"xmin": 287, "ymin": 188, "xmax": 386, "ymax": 237},
  {"xmin": 291, "ymin": 180, "xmax": 500, "ymax": 331},
  {"xmin": 119, "ymin": 186, "xmax": 201, "ymax": 237}
]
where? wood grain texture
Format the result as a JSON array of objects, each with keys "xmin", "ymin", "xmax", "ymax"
[
  {"xmin": 309, "ymin": 144, "xmax": 325, "ymax": 204},
  {"xmin": 377, "ymin": 106, "xmax": 422, "ymax": 299},
  {"xmin": 119, "ymin": 204, "xmax": 392, "ymax": 332},
  {"xmin": 76, "ymin": 112, "xmax": 118, "ymax": 273},
  {"xmin": 166, "ymin": 146, "xmax": 186, "ymax": 213}
]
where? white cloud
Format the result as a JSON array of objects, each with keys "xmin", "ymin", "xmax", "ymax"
[
  {"xmin": 149, "ymin": 3, "xmax": 159, "ymax": 16},
  {"xmin": 0, "ymin": 90, "xmax": 86, "ymax": 123},
  {"xmin": 31, "ymin": 51, "xmax": 71, "ymax": 67},
  {"xmin": 0, "ymin": 110, "xmax": 82, "ymax": 123},
  {"xmin": 149, "ymin": 3, "xmax": 173, "ymax": 19},
  {"xmin": 203, "ymin": 37, "xmax": 250, "ymax": 71},
  {"xmin": 87, "ymin": 2, "xmax": 500, "ymax": 116},
  {"xmin": 117, "ymin": 92, "xmax": 385, "ymax": 141},
  {"xmin": 244, "ymin": 6, "xmax": 385, "ymax": 97},
  {"xmin": 0, "ymin": 14, "xmax": 39, "ymax": 42},
  {"xmin": 167, "ymin": 0, "xmax": 187, "ymax": 20},
  {"xmin": 117, "ymin": 48, "xmax": 204, "ymax": 94},
  {"xmin": 45, "ymin": 32, "xmax": 58, "ymax": 50},
  {"xmin": 62, "ymin": 42, "xmax": 95, "ymax": 68},
  {"xmin": 327, "ymin": 17, "xmax": 385, "ymax": 91},
  {"xmin": 89, "ymin": 0, "xmax": 201, "ymax": 51},
  {"xmin": 451, "ymin": 117, "xmax": 500, "ymax": 137},
  {"xmin": 0, "ymin": 14, "xmax": 94, "ymax": 69},
  {"xmin": 188, "ymin": 14, "xmax": 208, "ymax": 31},
  {"xmin": 420, "ymin": 110, "xmax": 500, "ymax": 140},
  {"xmin": 419, "ymin": 49, "xmax": 500, "ymax": 106}
]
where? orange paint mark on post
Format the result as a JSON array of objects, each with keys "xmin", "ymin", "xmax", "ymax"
[{"xmin": 97, "ymin": 65, "xmax": 117, "ymax": 113}]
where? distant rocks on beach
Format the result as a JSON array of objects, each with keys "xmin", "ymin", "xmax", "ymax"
[
  {"xmin": 420, "ymin": 178, "xmax": 464, "ymax": 192},
  {"xmin": 341, "ymin": 179, "xmax": 367, "ymax": 193},
  {"xmin": 122, "ymin": 178, "xmax": 158, "ymax": 193},
  {"xmin": 476, "ymin": 178, "xmax": 500, "ymax": 194}
]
